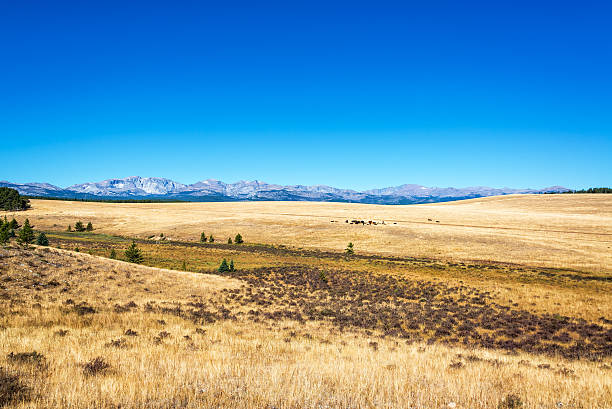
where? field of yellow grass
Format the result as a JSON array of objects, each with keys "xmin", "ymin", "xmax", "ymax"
[
  {"xmin": 1, "ymin": 194, "xmax": 611, "ymax": 408},
  {"xmin": 1, "ymin": 246, "xmax": 610, "ymax": 408},
  {"xmin": 13, "ymin": 194, "xmax": 612, "ymax": 272}
]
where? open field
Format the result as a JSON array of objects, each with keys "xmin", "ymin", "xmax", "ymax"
[
  {"xmin": 1, "ymin": 246, "xmax": 611, "ymax": 408},
  {"xmin": 1, "ymin": 195, "xmax": 611, "ymax": 408},
  {"xmin": 9, "ymin": 194, "xmax": 612, "ymax": 272}
]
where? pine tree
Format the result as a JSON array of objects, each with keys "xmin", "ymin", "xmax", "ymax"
[
  {"xmin": 0, "ymin": 223, "xmax": 9, "ymax": 244},
  {"xmin": 227, "ymin": 237, "xmax": 232, "ymax": 244},
  {"xmin": 209, "ymin": 235, "xmax": 214, "ymax": 243},
  {"xmin": 86, "ymin": 222, "xmax": 93, "ymax": 231},
  {"xmin": 229, "ymin": 259, "xmax": 235, "ymax": 272},
  {"xmin": 234, "ymin": 233, "xmax": 243, "ymax": 244},
  {"xmin": 109, "ymin": 248, "xmax": 117, "ymax": 259},
  {"xmin": 345, "ymin": 242, "xmax": 354, "ymax": 255},
  {"xmin": 36, "ymin": 232, "xmax": 49, "ymax": 246},
  {"xmin": 74, "ymin": 221, "xmax": 85, "ymax": 232},
  {"xmin": 200, "ymin": 232, "xmax": 207, "ymax": 243},
  {"xmin": 125, "ymin": 241, "xmax": 144, "ymax": 263},
  {"xmin": 9, "ymin": 218, "xmax": 19, "ymax": 230},
  {"xmin": 17, "ymin": 219, "xmax": 35, "ymax": 246},
  {"xmin": 67, "ymin": 224, "xmax": 72, "ymax": 232},
  {"xmin": 218, "ymin": 258, "xmax": 229, "ymax": 273}
]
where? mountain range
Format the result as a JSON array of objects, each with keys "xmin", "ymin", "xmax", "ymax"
[{"xmin": 0, "ymin": 177, "xmax": 570, "ymax": 205}]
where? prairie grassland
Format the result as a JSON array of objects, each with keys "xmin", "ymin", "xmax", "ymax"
[
  {"xmin": 10, "ymin": 194, "xmax": 612, "ymax": 272},
  {"xmin": 1, "ymin": 246, "xmax": 611, "ymax": 409},
  {"xmin": 45, "ymin": 231, "xmax": 612, "ymax": 322}
]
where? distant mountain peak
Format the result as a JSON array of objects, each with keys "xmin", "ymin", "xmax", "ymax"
[{"xmin": 0, "ymin": 177, "xmax": 571, "ymax": 204}]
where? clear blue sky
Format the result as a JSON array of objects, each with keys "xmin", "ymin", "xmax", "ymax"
[{"xmin": 1, "ymin": 1, "xmax": 610, "ymax": 190}]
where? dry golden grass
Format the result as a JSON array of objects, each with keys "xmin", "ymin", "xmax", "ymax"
[
  {"xmin": 7, "ymin": 194, "xmax": 612, "ymax": 272},
  {"xmin": 1, "ymin": 246, "xmax": 610, "ymax": 409}
]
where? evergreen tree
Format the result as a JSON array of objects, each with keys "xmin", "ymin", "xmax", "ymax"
[
  {"xmin": 209, "ymin": 235, "xmax": 214, "ymax": 243},
  {"xmin": 234, "ymin": 233, "xmax": 243, "ymax": 244},
  {"xmin": 67, "ymin": 224, "xmax": 72, "ymax": 232},
  {"xmin": 0, "ymin": 223, "xmax": 9, "ymax": 244},
  {"xmin": 227, "ymin": 237, "xmax": 232, "ymax": 244},
  {"xmin": 229, "ymin": 259, "xmax": 235, "ymax": 272},
  {"xmin": 218, "ymin": 258, "xmax": 229, "ymax": 273},
  {"xmin": 200, "ymin": 232, "xmax": 207, "ymax": 243},
  {"xmin": 109, "ymin": 248, "xmax": 117, "ymax": 259},
  {"xmin": 345, "ymin": 242, "xmax": 354, "ymax": 255},
  {"xmin": 17, "ymin": 219, "xmax": 35, "ymax": 246},
  {"xmin": 9, "ymin": 218, "xmax": 19, "ymax": 230},
  {"xmin": 86, "ymin": 222, "xmax": 93, "ymax": 231},
  {"xmin": 125, "ymin": 241, "xmax": 144, "ymax": 264},
  {"xmin": 74, "ymin": 221, "xmax": 85, "ymax": 232},
  {"xmin": 36, "ymin": 232, "xmax": 49, "ymax": 246}
]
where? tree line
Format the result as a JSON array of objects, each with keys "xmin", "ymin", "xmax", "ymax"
[
  {"xmin": 0, "ymin": 187, "xmax": 30, "ymax": 211},
  {"xmin": 561, "ymin": 187, "xmax": 612, "ymax": 194}
]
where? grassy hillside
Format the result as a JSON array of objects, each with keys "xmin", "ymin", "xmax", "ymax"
[{"xmin": 1, "ymin": 245, "xmax": 610, "ymax": 408}]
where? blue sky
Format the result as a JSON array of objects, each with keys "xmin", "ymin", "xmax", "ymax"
[{"xmin": 1, "ymin": 1, "xmax": 610, "ymax": 190}]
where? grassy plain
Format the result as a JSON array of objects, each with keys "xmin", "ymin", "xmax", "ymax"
[
  {"xmin": 1, "ymin": 246, "xmax": 611, "ymax": 408},
  {"xmin": 0, "ymin": 195, "xmax": 611, "ymax": 408},
  {"xmin": 12, "ymin": 194, "xmax": 612, "ymax": 272}
]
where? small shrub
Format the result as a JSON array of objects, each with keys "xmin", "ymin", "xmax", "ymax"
[
  {"xmin": 319, "ymin": 271, "xmax": 328, "ymax": 283},
  {"xmin": 74, "ymin": 221, "xmax": 85, "ymax": 232},
  {"xmin": 74, "ymin": 247, "xmax": 79, "ymax": 252},
  {"xmin": 181, "ymin": 260, "xmax": 187, "ymax": 271},
  {"xmin": 109, "ymin": 249, "xmax": 116, "ymax": 259},
  {"xmin": 345, "ymin": 242, "xmax": 354, "ymax": 255},
  {"xmin": 0, "ymin": 366, "xmax": 29, "ymax": 407},
  {"xmin": 234, "ymin": 233, "xmax": 243, "ymax": 244},
  {"xmin": 82, "ymin": 357, "xmax": 110, "ymax": 376},
  {"xmin": 227, "ymin": 237, "xmax": 232, "ymax": 244},
  {"xmin": 498, "ymin": 394, "xmax": 524, "ymax": 409},
  {"xmin": 7, "ymin": 351, "xmax": 46, "ymax": 367},
  {"xmin": 229, "ymin": 259, "xmax": 235, "ymax": 272},
  {"xmin": 67, "ymin": 224, "xmax": 72, "ymax": 232},
  {"xmin": 73, "ymin": 302, "xmax": 96, "ymax": 315},
  {"xmin": 208, "ymin": 235, "xmax": 214, "ymax": 243},
  {"xmin": 86, "ymin": 222, "xmax": 93, "ymax": 231},
  {"xmin": 200, "ymin": 232, "xmax": 207, "ymax": 243}
]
